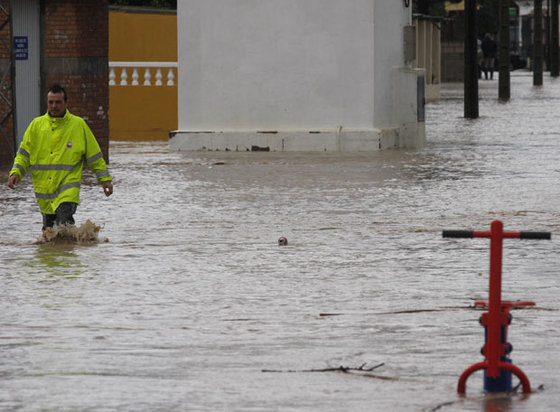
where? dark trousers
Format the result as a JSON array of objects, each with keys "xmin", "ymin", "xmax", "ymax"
[
  {"xmin": 42, "ymin": 202, "xmax": 78, "ymax": 231},
  {"xmin": 483, "ymin": 57, "xmax": 495, "ymax": 79}
]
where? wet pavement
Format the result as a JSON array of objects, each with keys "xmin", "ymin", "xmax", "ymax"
[{"xmin": 1, "ymin": 72, "xmax": 560, "ymax": 411}]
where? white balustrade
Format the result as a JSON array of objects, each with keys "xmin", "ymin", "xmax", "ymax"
[
  {"xmin": 143, "ymin": 69, "xmax": 151, "ymax": 86},
  {"xmin": 108, "ymin": 62, "xmax": 178, "ymax": 86},
  {"xmin": 119, "ymin": 67, "xmax": 128, "ymax": 86},
  {"xmin": 131, "ymin": 68, "xmax": 139, "ymax": 85},
  {"xmin": 155, "ymin": 68, "xmax": 163, "ymax": 86}
]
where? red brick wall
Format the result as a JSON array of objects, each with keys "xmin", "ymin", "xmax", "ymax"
[
  {"xmin": 43, "ymin": 0, "xmax": 110, "ymax": 161},
  {"xmin": 0, "ymin": 0, "xmax": 109, "ymax": 168},
  {"xmin": 0, "ymin": 0, "xmax": 14, "ymax": 169}
]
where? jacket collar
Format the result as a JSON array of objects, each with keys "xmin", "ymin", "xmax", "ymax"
[{"xmin": 47, "ymin": 109, "xmax": 70, "ymax": 122}]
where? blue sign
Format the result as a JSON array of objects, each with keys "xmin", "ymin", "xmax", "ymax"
[{"xmin": 13, "ymin": 36, "xmax": 28, "ymax": 60}]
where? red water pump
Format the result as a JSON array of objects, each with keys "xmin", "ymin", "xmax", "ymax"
[{"xmin": 442, "ymin": 220, "xmax": 551, "ymax": 394}]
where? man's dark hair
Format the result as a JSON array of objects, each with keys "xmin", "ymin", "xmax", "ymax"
[{"xmin": 48, "ymin": 84, "xmax": 67, "ymax": 102}]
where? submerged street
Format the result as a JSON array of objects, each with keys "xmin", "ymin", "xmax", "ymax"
[{"xmin": 1, "ymin": 73, "xmax": 560, "ymax": 411}]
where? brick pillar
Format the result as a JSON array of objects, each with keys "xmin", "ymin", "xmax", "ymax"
[
  {"xmin": 0, "ymin": 0, "xmax": 15, "ymax": 169},
  {"xmin": 42, "ymin": 0, "xmax": 110, "ymax": 161}
]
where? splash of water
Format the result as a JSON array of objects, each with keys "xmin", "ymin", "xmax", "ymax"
[{"xmin": 36, "ymin": 220, "xmax": 108, "ymax": 245}]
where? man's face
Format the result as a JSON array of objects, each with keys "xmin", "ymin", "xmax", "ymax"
[{"xmin": 47, "ymin": 92, "xmax": 67, "ymax": 117}]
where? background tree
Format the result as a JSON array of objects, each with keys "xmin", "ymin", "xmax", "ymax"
[
  {"xmin": 413, "ymin": 0, "xmax": 455, "ymax": 16},
  {"xmin": 413, "ymin": 0, "xmax": 516, "ymax": 39}
]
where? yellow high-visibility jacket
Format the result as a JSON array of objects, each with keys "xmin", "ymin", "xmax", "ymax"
[{"xmin": 9, "ymin": 110, "xmax": 112, "ymax": 215}]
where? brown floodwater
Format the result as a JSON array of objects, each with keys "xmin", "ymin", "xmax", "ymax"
[{"xmin": 1, "ymin": 73, "xmax": 560, "ymax": 411}]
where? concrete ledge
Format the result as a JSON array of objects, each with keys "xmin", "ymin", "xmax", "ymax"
[{"xmin": 169, "ymin": 127, "xmax": 424, "ymax": 152}]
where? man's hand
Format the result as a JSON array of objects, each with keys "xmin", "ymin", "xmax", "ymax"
[
  {"xmin": 7, "ymin": 174, "xmax": 19, "ymax": 189},
  {"xmin": 102, "ymin": 181, "xmax": 113, "ymax": 197}
]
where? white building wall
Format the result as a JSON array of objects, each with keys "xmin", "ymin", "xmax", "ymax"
[
  {"xmin": 171, "ymin": 0, "xmax": 424, "ymax": 151},
  {"xmin": 373, "ymin": 0, "xmax": 406, "ymax": 127}
]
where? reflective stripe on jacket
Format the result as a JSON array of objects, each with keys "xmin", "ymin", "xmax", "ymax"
[{"xmin": 9, "ymin": 110, "xmax": 112, "ymax": 214}]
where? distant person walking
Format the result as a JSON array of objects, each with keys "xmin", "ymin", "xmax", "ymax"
[
  {"xmin": 481, "ymin": 33, "xmax": 497, "ymax": 80},
  {"xmin": 7, "ymin": 84, "xmax": 113, "ymax": 231}
]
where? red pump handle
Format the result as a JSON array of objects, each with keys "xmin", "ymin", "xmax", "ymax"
[{"xmin": 443, "ymin": 230, "xmax": 551, "ymax": 240}]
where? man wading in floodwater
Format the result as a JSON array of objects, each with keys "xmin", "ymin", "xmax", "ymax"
[{"xmin": 7, "ymin": 84, "xmax": 113, "ymax": 231}]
